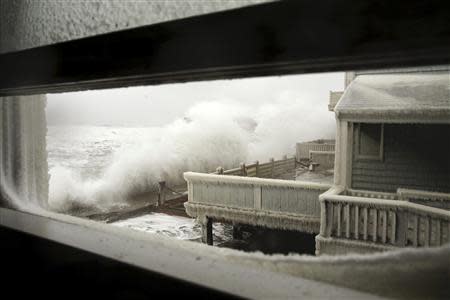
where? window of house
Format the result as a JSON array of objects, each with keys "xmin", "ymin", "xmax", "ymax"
[{"xmin": 356, "ymin": 123, "xmax": 384, "ymax": 161}]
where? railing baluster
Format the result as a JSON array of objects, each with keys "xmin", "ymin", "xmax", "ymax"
[
  {"xmin": 254, "ymin": 185, "xmax": 262, "ymax": 210},
  {"xmin": 345, "ymin": 204, "xmax": 350, "ymax": 238},
  {"xmin": 448, "ymin": 222, "xmax": 450, "ymax": 244},
  {"xmin": 413, "ymin": 215, "xmax": 419, "ymax": 247},
  {"xmin": 435, "ymin": 219, "xmax": 441, "ymax": 246},
  {"xmin": 381, "ymin": 210, "xmax": 387, "ymax": 244},
  {"xmin": 354, "ymin": 205, "xmax": 359, "ymax": 239},
  {"xmin": 390, "ymin": 211, "xmax": 396, "ymax": 244},
  {"xmin": 336, "ymin": 203, "xmax": 342, "ymax": 237},
  {"xmin": 326, "ymin": 202, "xmax": 334, "ymax": 237},
  {"xmin": 363, "ymin": 207, "xmax": 368, "ymax": 241},
  {"xmin": 424, "ymin": 217, "xmax": 430, "ymax": 247},
  {"xmin": 372, "ymin": 209, "xmax": 378, "ymax": 242}
]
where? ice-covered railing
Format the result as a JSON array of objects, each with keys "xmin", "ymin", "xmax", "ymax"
[
  {"xmin": 318, "ymin": 188, "xmax": 450, "ymax": 253},
  {"xmin": 397, "ymin": 188, "xmax": 450, "ymax": 210},
  {"xmin": 345, "ymin": 189, "xmax": 398, "ymax": 200},
  {"xmin": 296, "ymin": 140, "xmax": 335, "ymax": 161},
  {"xmin": 211, "ymin": 155, "xmax": 296, "ymax": 178},
  {"xmin": 184, "ymin": 172, "xmax": 331, "ymax": 241}
]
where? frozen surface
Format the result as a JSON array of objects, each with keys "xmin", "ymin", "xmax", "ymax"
[
  {"xmin": 295, "ymin": 169, "xmax": 334, "ymax": 184},
  {"xmin": 0, "ymin": 0, "xmax": 271, "ymax": 54},
  {"xmin": 0, "ymin": 95, "xmax": 48, "ymax": 209},
  {"xmin": 335, "ymin": 73, "xmax": 450, "ymax": 121},
  {"xmin": 112, "ymin": 213, "xmax": 232, "ymax": 243}
]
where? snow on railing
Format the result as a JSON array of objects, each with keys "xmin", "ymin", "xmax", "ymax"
[
  {"xmin": 184, "ymin": 172, "xmax": 331, "ymax": 233},
  {"xmin": 397, "ymin": 188, "xmax": 450, "ymax": 210},
  {"xmin": 345, "ymin": 189, "xmax": 398, "ymax": 200},
  {"xmin": 319, "ymin": 189, "xmax": 450, "ymax": 248}
]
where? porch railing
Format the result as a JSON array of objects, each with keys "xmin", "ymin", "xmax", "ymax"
[
  {"xmin": 320, "ymin": 190, "xmax": 450, "ymax": 248},
  {"xmin": 185, "ymin": 172, "xmax": 331, "ymax": 230}
]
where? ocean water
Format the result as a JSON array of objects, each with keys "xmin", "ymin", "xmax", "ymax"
[
  {"xmin": 47, "ymin": 124, "xmax": 233, "ymax": 241},
  {"xmin": 46, "ymin": 98, "xmax": 334, "ymax": 240},
  {"xmin": 47, "ymin": 100, "xmax": 335, "ymax": 213},
  {"xmin": 47, "ymin": 125, "xmax": 162, "ymax": 179}
]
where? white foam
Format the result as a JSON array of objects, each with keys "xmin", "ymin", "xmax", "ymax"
[{"xmin": 48, "ymin": 98, "xmax": 335, "ymax": 212}]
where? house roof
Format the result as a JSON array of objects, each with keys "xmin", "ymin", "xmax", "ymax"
[{"xmin": 335, "ymin": 73, "xmax": 450, "ymax": 123}]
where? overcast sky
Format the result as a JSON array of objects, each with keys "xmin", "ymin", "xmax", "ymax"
[{"xmin": 46, "ymin": 72, "xmax": 345, "ymax": 127}]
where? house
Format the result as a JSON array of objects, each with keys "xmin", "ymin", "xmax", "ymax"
[
  {"xmin": 185, "ymin": 67, "xmax": 450, "ymax": 255},
  {"xmin": 316, "ymin": 69, "xmax": 450, "ymax": 254}
]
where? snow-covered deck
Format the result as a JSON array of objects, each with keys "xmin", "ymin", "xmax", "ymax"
[{"xmin": 184, "ymin": 172, "xmax": 331, "ymax": 243}]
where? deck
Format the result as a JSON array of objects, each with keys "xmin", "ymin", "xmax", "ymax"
[{"xmin": 184, "ymin": 172, "xmax": 331, "ymax": 244}]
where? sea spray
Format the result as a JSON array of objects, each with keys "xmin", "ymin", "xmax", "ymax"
[{"xmin": 48, "ymin": 98, "xmax": 334, "ymax": 213}]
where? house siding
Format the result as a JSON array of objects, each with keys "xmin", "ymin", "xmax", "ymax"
[{"xmin": 352, "ymin": 124, "xmax": 450, "ymax": 193}]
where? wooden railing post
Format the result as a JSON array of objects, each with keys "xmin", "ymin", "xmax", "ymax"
[
  {"xmin": 216, "ymin": 166, "xmax": 224, "ymax": 174},
  {"xmin": 158, "ymin": 181, "xmax": 166, "ymax": 206},
  {"xmin": 232, "ymin": 223, "xmax": 243, "ymax": 240},
  {"xmin": 201, "ymin": 216, "xmax": 213, "ymax": 245},
  {"xmin": 240, "ymin": 162, "xmax": 247, "ymax": 176}
]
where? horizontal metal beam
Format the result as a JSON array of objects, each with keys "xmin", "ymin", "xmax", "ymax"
[{"xmin": 1, "ymin": 0, "xmax": 450, "ymax": 96}]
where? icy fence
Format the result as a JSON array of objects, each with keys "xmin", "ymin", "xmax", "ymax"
[
  {"xmin": 398, "ymin": 188, "xmax": 450, "ymax": 210},
  {"xmin": 211, "ymin": 155, "xmax": 296, "ymax": 179},
  {"xmin": 296, "ymin": 141, "xmax": 335, "ymax": 161},
  {"xmin": 184, "ymin": 172, "xmax": 331, "ymax": 233},
  {"xmin": 0, "ymin": 95, "xmax": 48, "ymax": 209},
  {"xmin": 309, "ymin": 150, "xmax": 335, "ymax": 170},
  {"xmin": 319, "ymin": 190, "xmax": 450, "ymax": 250}
]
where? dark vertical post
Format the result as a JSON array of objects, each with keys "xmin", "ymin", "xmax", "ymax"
[
  {"xmin": 254, "ymin": 160, "xmax": 259, "ymax": 177},
  {"xmin": 216, "ymin": 166, "xmax": 224, "ymax": 174},
  {"xmin": 240, "ymin": 163, "xmax": 247, "ymax": 176},
  {"xmin": 201, "ymin": 217, "xmax": 213, "ymax": 245},
  {"xmin": 158, "ymin": 181, "xmax": 166, "ymax": 206},
  {"xmin": 232, "ymin": 224, "xmax": 243, "ymax": 240}
]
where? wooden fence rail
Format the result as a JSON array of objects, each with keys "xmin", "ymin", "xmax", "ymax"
[{"xmin": 211, "ymin": 155, "xmax": 296, "ymax": 179}]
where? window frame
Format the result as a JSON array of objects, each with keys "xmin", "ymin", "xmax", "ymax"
[
  {"xmin": 1, "ymin": 0, "xmax": 450, "ymax": 298},
  {"xmin": 355, "ymin": 123, "xmax": 385, "ymax": 161},
  {"xmin": 1, "ymin": 1, "xmax": 450, "ymax": 97}
]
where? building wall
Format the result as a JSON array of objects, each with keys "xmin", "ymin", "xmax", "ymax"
[
  {"xmin": 351, "ymin": 124, "xmax": 450, "ymax": 193},
  {"xmin": 0, "ymin": 0, "xmax": 270, "ymax": 54}
]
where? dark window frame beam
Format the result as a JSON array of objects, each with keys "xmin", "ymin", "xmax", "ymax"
[{"xmin": 1, "ymin": 0, "xmax": 449, "ymax": 96}]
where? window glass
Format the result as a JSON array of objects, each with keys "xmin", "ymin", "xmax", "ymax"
[{"xmin": 358, "ymin": 123, "xmax": 383, "ymax": 159}]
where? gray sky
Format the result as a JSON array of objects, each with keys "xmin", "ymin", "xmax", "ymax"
[{"xmin": 46, "ymin": 72, "xmax": 345, "ymax": 126}]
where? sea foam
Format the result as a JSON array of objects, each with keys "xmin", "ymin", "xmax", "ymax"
[{"xmin": 48, "ymin": 98, "xmax": 334, "ymax": 213}]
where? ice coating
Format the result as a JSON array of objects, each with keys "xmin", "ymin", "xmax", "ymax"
[
  {"xmin": 0, "ymin": 95, "xmax": 49, "ymax": 210},
  {"xmin": 335, "ymin": 73, "xmax": 450, "ymax": 122}
]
